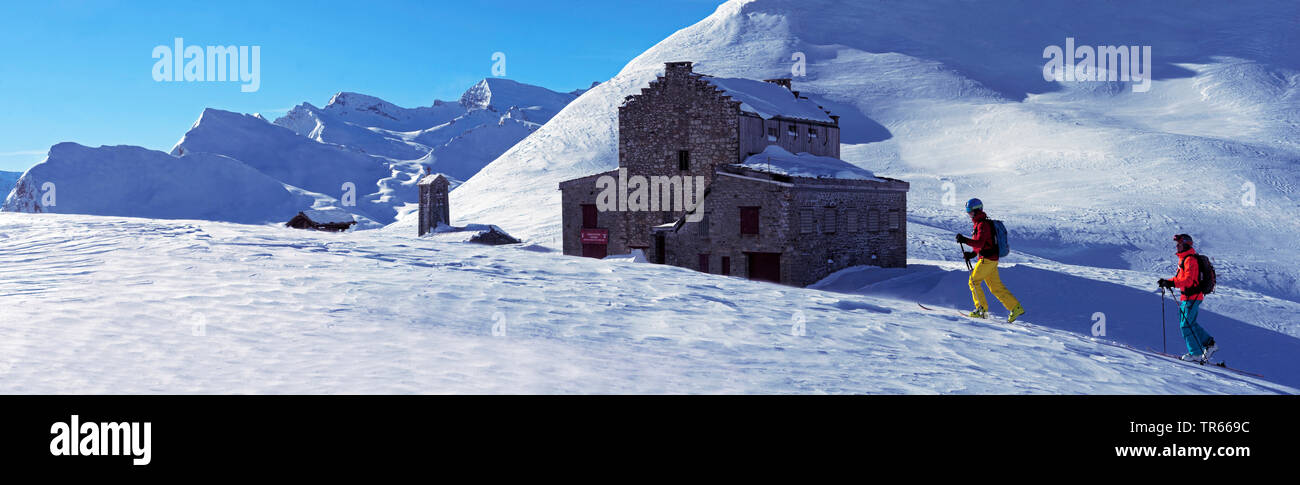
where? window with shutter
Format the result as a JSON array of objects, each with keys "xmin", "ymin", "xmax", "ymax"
[
  {"xmin": 823, "ymin": 207, "xmax": 836, "ymax": 233},
  {"xmin": 868, "ymin": 210, "xmax": 880, "ymax": 232},
  {"xmin": 845, "ymin": 209, "xmax": 857, "ymax": 232},
  {"xmin": 740, "ymin": 207, "xmax": 760, "ymax": 235},
  {"xmin": 889, "ymin": 210, "xmax": 901, "ymax": 231},
  {"xmin": 799, "ymin": 208, "xmax": 814, "ymax": 234},
  {"xmin": 581, "ymin": 204, "xmax": 598, "ymax": 228}
]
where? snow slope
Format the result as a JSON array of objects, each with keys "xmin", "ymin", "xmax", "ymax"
[
  {"xmin": 449, "ymin": 0, "xmax": 1300, "ymax": 306},
  {"xmin": 0, "ymin": 212, "xmax": 1291, "ymax": 394},
  {"xmin": 817, "ymin": 221, "xmax": 1300, "ymax": 389},
  {"xmin": 0, "ymin": 143, "xmax": 369, "ymax": 226}
]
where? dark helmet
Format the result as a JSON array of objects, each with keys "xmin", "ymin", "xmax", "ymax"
[
  {"xmin": 1174, "ymin": 234, "xmax": 1193, "ymax": 252},
  {"xmin": 964, "ymin": 198, "xmax": 983, "ymax": 213}
]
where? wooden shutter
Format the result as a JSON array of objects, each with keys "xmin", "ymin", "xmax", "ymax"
[
  {"xmin": 740, "ymin": 207, "xmax": 760, "ymax": 235},
  {"xmin": 581, "ymin": 204, "xmax": 598, "ymax": 228}
]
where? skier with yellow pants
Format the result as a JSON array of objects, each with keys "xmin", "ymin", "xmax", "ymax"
[{"xmin": 955, "ymin": 198, "xmax": 1026, "ymax": 323}]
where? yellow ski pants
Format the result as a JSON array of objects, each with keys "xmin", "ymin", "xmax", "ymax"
[{"xmin": 969, "ymin": 258, "xmax": 1019, "ymax": 312}]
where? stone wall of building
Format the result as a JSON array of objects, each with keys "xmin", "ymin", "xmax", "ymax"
[
  {"xmin": 616, "ymin": 61, "xmax": 742, "ymax": 249},
  {"xmin": 784, "ymin": 180, "xmax": 908, "ymax": 286},
  {"xmin": 418, "ymin": 173, "xmax": 450, "ymax": 236},
  {"xmin": 559, "ymin": 170, "xmax": 626, "ymax": 256},
  {"xmin": 661, "ymin": 166, "xmax": 908, "ymax": 286},
  {"xmin": 561, "ymin": 61, "xmax": 908, "ymax": 286},
  {"xmin": 659, "ymin": 169, "xmax": 796, "ymax": 281}
]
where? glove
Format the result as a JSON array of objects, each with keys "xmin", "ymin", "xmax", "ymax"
[
  {"xmin": 955, "ymin": 234, "xmax": 970, "ymax": 244},
  {"xmin": 1157, "ymin": 279, "xmax": 1175, "ymax": 288},
  {"xmin": 963, "ymin": 252, "xmax": 976, "ymax": 261}
]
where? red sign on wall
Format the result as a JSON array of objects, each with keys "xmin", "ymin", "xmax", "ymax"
[{"xmin": 580, "ymin": 228, "xmax": 608, "ymax": 245}]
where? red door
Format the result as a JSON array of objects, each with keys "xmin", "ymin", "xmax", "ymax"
[
  {"xmin": 746, "ymin": 252, "xmax": 781, "ymax": 283},
  {"xmin": 580, "ymin": 226, "xmax": 607, "ymax": 259},
  {"xmin": 582, "ymin": 243, "xmax": 607, "ymax": 258}
]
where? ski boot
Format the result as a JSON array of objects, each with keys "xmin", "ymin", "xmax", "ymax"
[
  {"xmin": 1201, "ymin": 338, "xmax": 1219, "ymax": 363},
  {"xmin": 968, "ymin": 308, "xmax": 988, "ymax": 319},
  {"xmin": 1179, "ymin": 352, "xmax": 1204, "ymax": 363},
  {"xmin": 1007, "ymin": 304, "xmax": 1026, "ymax": 323}
]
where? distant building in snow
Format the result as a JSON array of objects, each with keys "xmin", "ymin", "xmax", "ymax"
[
  {"xmin": 285, "ymin": 210, "xmax": 357, "ymax": 232},
  {"xmin": 558, "ymin": 61, "xmax": 909, "ymax": 286},
  {"xmin": 418, "ymin": 172, "xmax": 451, "ymax": 236}
]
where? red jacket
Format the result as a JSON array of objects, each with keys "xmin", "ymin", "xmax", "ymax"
[
  {"xmin": 1171, "ymin": 248, "xmax": 1205, "ymax": 301},
  {"xmin": 968, "ymin": 210, "xmax": 998, "ymax": 261}
]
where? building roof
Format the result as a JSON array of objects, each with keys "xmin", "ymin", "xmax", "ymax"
[
  {"xmin": 734, "ymin": 145, "xmax": 882, "ymax": 181},
  {"xmin": 701, "ymin": 76, "xmax": 835, "ymax": 123},
  {"xmin": 418, "ymin": 172, "xmax": 449, "ymax": 186},
  {"xmin": 299, "ymin": 208, "xmax": 357, "ymax": 225}
]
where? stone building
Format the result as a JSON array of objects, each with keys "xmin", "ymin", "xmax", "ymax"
[
  {"xmin": 418, "ymin": 172, "xmax": 450, "ymax": 236},
  {"xmin": 559, "ymin": 61, "xmax": 909, "ymax": 286}
]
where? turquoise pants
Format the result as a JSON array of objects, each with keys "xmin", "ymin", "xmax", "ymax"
[{"xmin": 1179, "ymin": 300, "xmax": 1213, "ymax": 355}]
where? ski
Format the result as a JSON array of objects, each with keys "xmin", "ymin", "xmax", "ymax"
[
  {"xmin": 915, "ymin": 302, "xmax": 1029, "ymax": 328},
  {"xmin": 1145, "ymin": 347, "xmax": 1263, "ymax": 378}
]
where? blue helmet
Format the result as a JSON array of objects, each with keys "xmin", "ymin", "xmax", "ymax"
[{"xmin": 964, "ymin": 198, "xmax": 984, "ymax": 213}]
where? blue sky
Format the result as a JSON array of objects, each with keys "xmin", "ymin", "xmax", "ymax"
[{"xmin": 0, "ymin": 0, "xmax": 724, "ymax": 171}]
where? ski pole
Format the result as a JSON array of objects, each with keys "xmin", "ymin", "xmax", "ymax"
[
  {"xmin": 958, "ymin": 240, "xmax": 972, "ymax": 271},
  {"xmin": 1160, "ymin": 287, "xmax": 1167, "ymax": 354}
]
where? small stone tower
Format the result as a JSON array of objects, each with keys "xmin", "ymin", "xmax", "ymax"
[{"xmin": 418, "ymin": 173, "xmax": 450, "ymax": 236}]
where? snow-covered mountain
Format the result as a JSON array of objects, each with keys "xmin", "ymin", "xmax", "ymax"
[
  {"xmin": 450, "ymin": 0, "xmax": 1300, "ymax": 302},
  {"xmin": 2, "ymin": 78, "xmax": 579, "ymax": 227},
  {"xmin": 273, "ymin": 79, "xmax": 579, "ymax": 180},
  {"xmin": 0, "ymin": 143, "xmax": 370, "ymax": 225},
  {"xmin": 171, "ymin": 108, "xmax": 399, "ymax": 223}
]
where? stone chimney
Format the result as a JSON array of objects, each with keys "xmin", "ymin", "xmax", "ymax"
[
  {"xmin": 664, "ymin": 61, "xmax": 694, "ymax": 78},
  {"xmin": 763, "ymin": 78, "xmax": 793, "ymax": 90}
]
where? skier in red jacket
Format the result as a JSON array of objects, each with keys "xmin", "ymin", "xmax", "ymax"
[
  {"xmin": 955, "ymin": 198, "xmax": 1025, "ymax": 322},
  {"xmin": 1158, "ymin": 234, "xmax": 1218, "ymax": 362}
]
